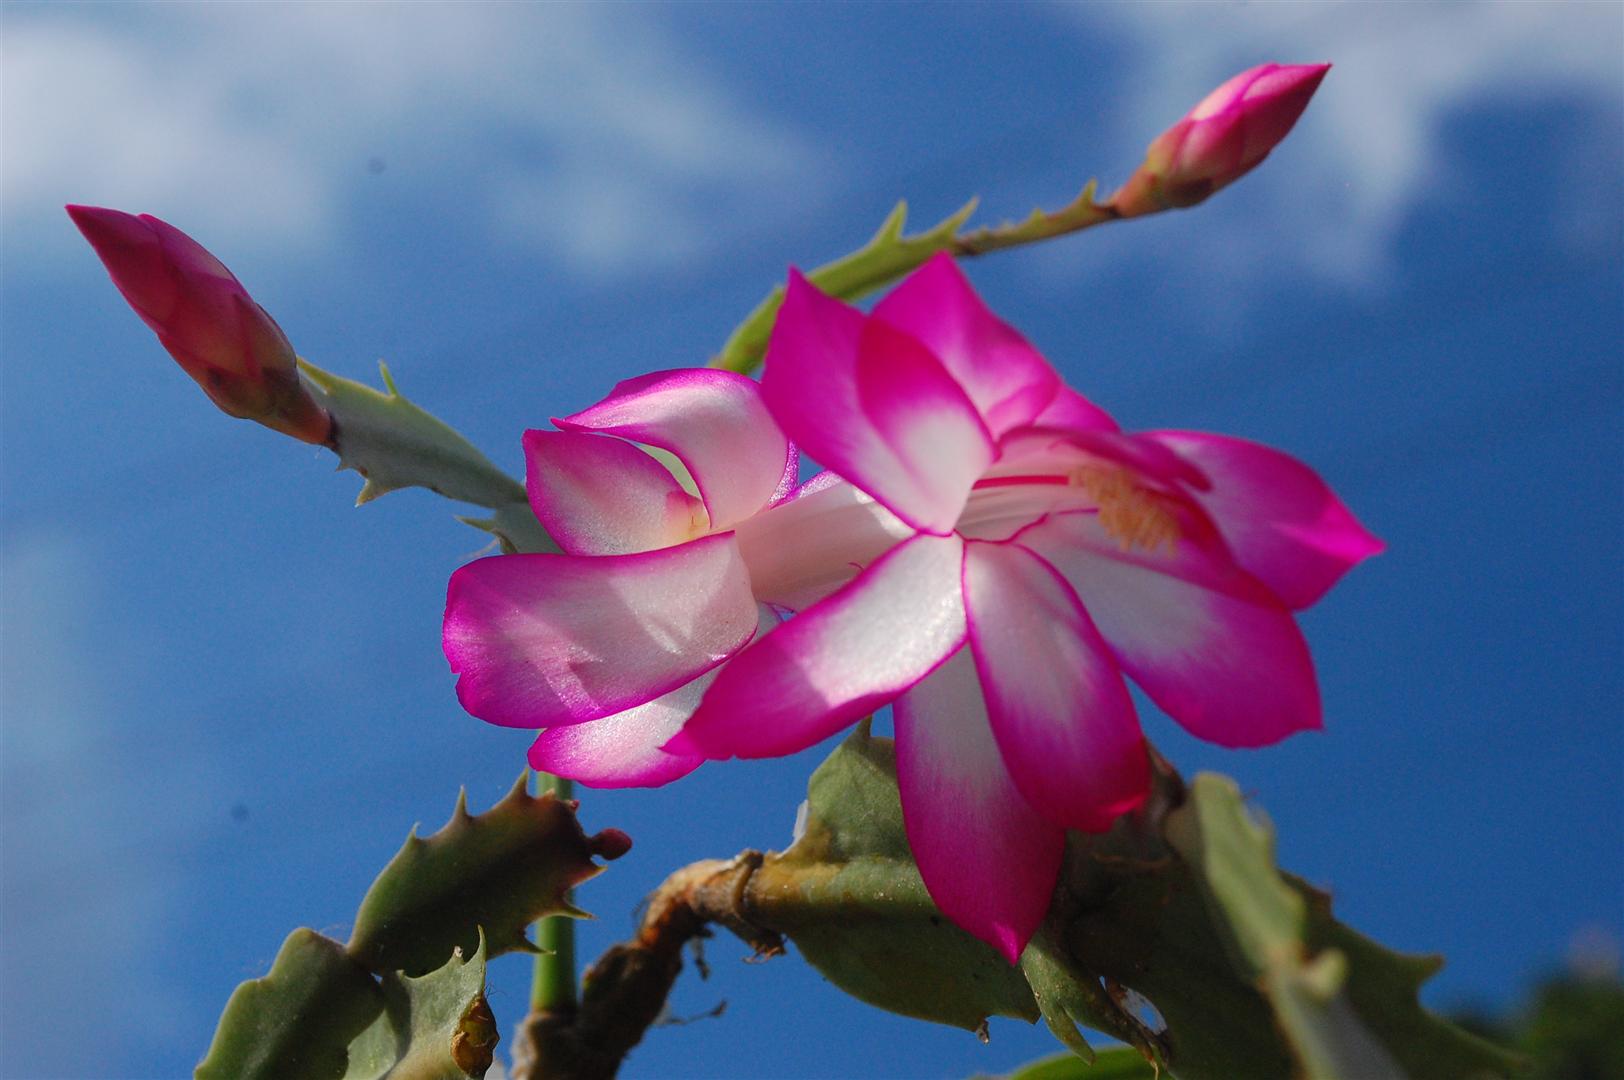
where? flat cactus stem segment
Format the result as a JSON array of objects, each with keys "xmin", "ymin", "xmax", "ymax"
[
  {"xmin": 547, "ymin": 732, "xmax": 1518, "ymax": 1079},
  {"xmin": 745, "ymin": 725, "xmax": 1049, "ymax": 1035},
  {"xmin": 343, "ymin": 932, "xmax": 498, "ymax": 1080},
  {"xmin": 347, "ymin": 773, "xmax": 629, "ymax": 978},
  {"xmin": 1004, "ymin": 1046, "xmax": 1163, "ymax": 1080},
  {"xmin": 196, "ymin": 928, "xmax": 385, "ymax": 1080},
  {"xmin": 198, "ymin": 781, "xmax": 628, "ymax": 1080},
  {"xmin": 710, "ymin": 183, "xmax": 1117, "ymax": 375},
  {"xmin": 299, "ymin": 359, "xmax": 527, "ymax": 509},
  {"xmin": 710, "ymin": 199, "xmax": 976, "ymax": 374},
  {"xmin": 459, "ymin": 500, "xmax": 559, "ymax": 555},
  {"xmin": 1137, "ymin": 773, "xmax": 1519, "ymax": 1079},
  {"xmin": 1164, "ymin": 774, "xmax": 1406, "ymax": 1078}
]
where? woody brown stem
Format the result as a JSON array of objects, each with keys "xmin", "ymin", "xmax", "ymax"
[{"xmin": 507, "ymin": 854, "xmax": 783, "ymax": 1080}]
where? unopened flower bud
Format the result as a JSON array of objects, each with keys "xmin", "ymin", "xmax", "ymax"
[
  {"xmin": 67, "ymin": 205, "xmax": 332, "ymax": 444},
  {"xmin": 1111, "ymin": 63, "xmax": 1330, "ymax": 217}
]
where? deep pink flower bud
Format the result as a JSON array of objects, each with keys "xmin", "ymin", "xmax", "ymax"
[
  {"xmin": 66, "ymin": 205, "xmax": 332, "ymax": 444},
  {"xmin": 1111, "ymin": 62, "xmax": 1330, "ymax": 217}
]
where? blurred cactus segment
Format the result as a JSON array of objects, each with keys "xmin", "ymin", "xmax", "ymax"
[
  {"xmin": 348, "ymin": 772, "xmax": 629, "ymax": 977},
  {"xmin": 1000, "ymin": 1045, "xmax": 1161, "ymax": 1080},
  {"xmin": 732, "ymin": 734, "xmax": 1515, "ymax": 1079},
  {"xmin": 1166, "ymin": 774, "xmax": 1402, "ymax": 1079},
  {"xmin": 344, "ymin": 932, "xmax": 498, "ymax": 1080},
  {"xmin": 1172, "ymin": 774, "xmax": 1521, "ymax": 1079},
  {"xmin": 1018, "ymin": 927, "xmax": 1159, "ymax": 1064},
  {"xmin": 458, "ymin": 500, "xmax": 558, "ymax": 555},
  {"xmin": 750, "ymin": 727, "xmax": 1155, "ymax": 1054},
  {"xmin": 196, "ymin": 928, "xmax": 385, "ymax": 1080}
]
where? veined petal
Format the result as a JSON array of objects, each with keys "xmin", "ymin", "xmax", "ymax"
[
  {"xmin": 1067, "ymin": 428, "xmax": 1210, "ymax": 490},
  {"xmin": 526, "ymin": 607, "xmax": 780, "ymax": 788},
  {"xmin": 1141, "ymin": 431, "xmax": 1384, "ymax": 608},
  {"xmin": 1020, "ymin": 511, "xmax": 1320, "ymax": 748},
  {"xmin": 444, "ymin": 533, "xmax": 758, "ymax": 729},
  {"xmin": 856, "ymin": 317, "xmax": 997, "ymax": 522},
  {"xmin": 963, "ymin": 541, "xmax": 1149, "ymax": 830},
  {"xmin": 523, "ymin": 429, "xmax": 705, "ymax": 556},
  {"xmin": 957, "ymin": 425, "xmax": 1202, "ymax": 544},
  {"xmin": 894, "ymin": 647, "xmax": 1065, "ymax": 963},
  {"xmin": 763, "ymin": 272, "xmax": 992, "ymax": 534},
  {"xmin": 988, "ymin": 425, "xmax": 1207, "ymax": 490},
  {"xmin": 766, "ymin": 440, "xmax": 802, "ymax": 508},
  {"xmin": 669, "ymin": 532, "xmax": 967, "ymax": 759},
  {"xmin": 527, "ymin": 674, "xmax": 710, "ymax": 789},
  {"xmin": 556, "ymin": 369, "xmax": 792, "ymax": 531},
  {"xmin": 733, "ymin": 472, "xmax": 914, "ymax": 611},
  {"xmin": 871, "ymin": 252, "xmax": 1061, "ymax": 435}
]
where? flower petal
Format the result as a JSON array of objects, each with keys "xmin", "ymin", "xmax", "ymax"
[
  {"xmin": 527, "ymin": 673, "xmax": 711, "ymax": 789},
  {"xmin": 766, "ymin": 440, "xmax": 802, "ymax": 508},
  {"xmin": 1032, "ymin": 386, "xmax": 1119, "ymax": 433},
  {"xmin": 444, "ymin": 533, "xmax": 758, "ymax": 729},
  {"xmin": 894, "ymin": 647, "xmax": 1064, "ymax": 963},
  {"xmin": 669, "ymin": 532, "xmax": 967, "ymax": 759},
  {"xmin": 556, "ymin": 369, "xmax": 792, "ymax": 531},
  {"xmin": 526, "ymin": 600, "xmax": 779, "ymax": 789},
  {"xmin": 871, "ymin": 252, "xmax": 1061, "ymax": 435},
  {"xmin": 732, "ymin": 472, "xmax": 914, "ymax": 611},
  {"xmin": 958, "ymin": 426, "xmax": 1128, "ymax": 542},
  {"xmin": 1141, "ymin": 431, "xmax": 1384, "ymax": 608},
  {"xmin": 522, "ymin": 429, "xmax": 705, "ymax": 556},
  {"xmin": 956, "ymin": 425, "xmax": 1204, "ymax": 543},
  {"xmin": 526, "ymin": 607, "xmax": 781, "ymax": 787},
  {"xmin": 67, "ymin": 205, "xmax": 180, "ymax": 328},
  {"xmin": 762, "ymin": 272, "xmax": 993, "ymax": 533},
  {"xmin": 963, "ymin": 541, "xmax": 1149, "ymax": 830},
  {"xmin": 1019, "ymin": 511, "xmax": 1320, "ymax": 748},
  {"xmin": 989, "ymin": 425, "xmax": 1207, "ymax": 490}
]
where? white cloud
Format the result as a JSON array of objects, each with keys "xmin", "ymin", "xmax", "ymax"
[
  {"xmin": 1060, "ymin": 0, "xmax": 1621, "ymax": 286},
  {"xmin": 2, "ymin": 4, "xmax": 820, "ymax": 276},
  {"xmin": 491, "ymin": 163, "xmax": 710, "ymax": 276}
]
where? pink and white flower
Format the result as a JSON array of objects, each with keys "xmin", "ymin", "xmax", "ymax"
[
  {"xmin": 442, "ymin": 368, "xmax": 912, "ymax": 787},
  {"xmin": 666, "ymin": 253, "xmax": 1382, "ymax": 961},
  {"xmin": 443, "ymin": 253, "xmax": 1378, "ymax": 962}
]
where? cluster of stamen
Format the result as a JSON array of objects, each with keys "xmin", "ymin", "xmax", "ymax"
[{"xmin": 1071, "ymin": 466, "xmax": 1180, "ymax": 552}]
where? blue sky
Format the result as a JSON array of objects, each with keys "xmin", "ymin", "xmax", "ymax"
[{"xmin": 2, "ymin": 3, "xmax": 1620, "ymax": 1077}]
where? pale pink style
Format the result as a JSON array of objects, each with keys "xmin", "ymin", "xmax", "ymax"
[
  {"xmin": 66, "ymin": 205, "xmax": 331, "ymax": 444},
  {"xmin": 667, "ymin": 253, "xmax": 1381, "ymax": 961},
  {"xmin": 1112, "ymin": 62, "xmax": 1330, "ymax": 216},
  {"xmin": 443, "ymin": 369, "xmax": 913, "ymax": 787}
]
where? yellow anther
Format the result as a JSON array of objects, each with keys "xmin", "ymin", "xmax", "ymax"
[{"xmin": 1071, "ymin": 466, "xmax": 1180, "ymax": 552}]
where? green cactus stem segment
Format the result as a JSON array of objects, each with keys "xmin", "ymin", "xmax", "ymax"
[
  {"xmin": 532, "ymin": 771, "xmax": 579, "ymax": 1013},
  {"xmin": 346, "ymin": 772, "xmax": 611, "ymax": 977},
  {"xmin": 298, "ymin": 358, "xmax": 528, "ymax": 510},
  {"xmin": 710, "ymin": 184, "xmax": 1120, "ymax": 375},
  {"xmin": 533, "ymin": 729, "xmax": 1518, "ymax": 1080},
  {"xmin": 1165, "ymin": 774, "xmax": 1408, "ymax": 1080}
]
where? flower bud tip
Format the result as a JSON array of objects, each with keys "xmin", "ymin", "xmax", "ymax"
[
  {"xmin": 1111, "ymin": 62, "xmax": 1331, "ymax": 217},
  {"xmin": 67, "ymin": 204, "xmax": 332, "ymax": 445}
]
